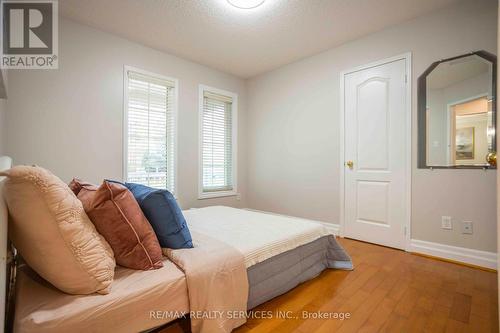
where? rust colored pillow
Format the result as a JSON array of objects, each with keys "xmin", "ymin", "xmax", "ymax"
[
  {"xmin": 69, "ymin": 178, "xmax": 97, "ymax": 212},
  {"xmin": 70, "ymin": 179, "xmax": 163, "ymax": 270}
]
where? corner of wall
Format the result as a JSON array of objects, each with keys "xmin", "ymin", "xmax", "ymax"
[
  {"xmin": 0, "ymin": 69, "xmax": 7, "ymax": 156},
  {"xmin": 496, "ymin": 0, "xmax": 499, "ymax": 316}
]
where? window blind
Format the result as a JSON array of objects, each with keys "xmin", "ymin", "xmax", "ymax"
[
  {"xmin": 126, "ymin": 70, "xmax": 175, "ymax": 192},
  {"xmin": 202, "ymin": 90, "xmax": 234, "ymax": 193}
]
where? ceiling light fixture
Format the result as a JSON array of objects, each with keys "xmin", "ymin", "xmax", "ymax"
[{"xmin": 227, "ymin": 0, "xmax": 265, "ymax": 9}]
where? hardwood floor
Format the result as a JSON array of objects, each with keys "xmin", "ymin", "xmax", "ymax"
[{"xmin": 160, "ymin": 238, "xmax": 499, "ymax": 333}]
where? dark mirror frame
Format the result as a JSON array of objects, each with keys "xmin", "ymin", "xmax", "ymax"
[{"xmin": 418, "ymin": 50, "xmax": 497, "ymax": 169}]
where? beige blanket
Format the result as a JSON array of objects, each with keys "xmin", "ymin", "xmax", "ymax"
[{"xmin": 163, "ymin": 231, "xmax": 248, "ymax": 333}]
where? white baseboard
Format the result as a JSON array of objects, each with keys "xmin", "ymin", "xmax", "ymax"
[
  {"xmin": 319, "ymin": 222, "xmax": 340, "ymax": 235},
  {"xmin": 243, "ymin": 208, "xmax": 340, "ymax": 235},
  {"xmin": 409, "ymin": 239, "xmax": 497, "ymax": 270}
]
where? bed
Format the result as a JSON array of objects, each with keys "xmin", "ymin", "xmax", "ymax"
[{"xmin": 1, "ymin": 159, "xmax": 352, "ymax": 333}]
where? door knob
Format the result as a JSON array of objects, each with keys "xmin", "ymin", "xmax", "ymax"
[
  {"xmin": 346, "ymin": 160, "xmax": 354, "ymax": 169},
  {"xmin": 486, "ymin": 152, "xmax": 496, "ymax": 167}
]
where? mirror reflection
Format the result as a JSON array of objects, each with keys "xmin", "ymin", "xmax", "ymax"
[{"xmin": 426, "ymin": 54, "xmax": 495, "ymax": 167}]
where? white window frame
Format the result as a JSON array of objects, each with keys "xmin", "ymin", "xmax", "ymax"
[
  {"xmin": 123, "ymin": 65, "xmax": 179, "ymax": 194},
  {"xmin": 198, "ymin": 84, "xmax": 238, "ymax": 199}
]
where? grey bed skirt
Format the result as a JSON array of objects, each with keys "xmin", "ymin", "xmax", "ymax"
[{"xmin": 246, "ymin": 235, "xmax": 353, "ymax": 309}]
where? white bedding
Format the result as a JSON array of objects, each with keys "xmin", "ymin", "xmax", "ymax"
[{"xmin": 183, "ymin": 206, "xmax": 332, "ymax": 268}]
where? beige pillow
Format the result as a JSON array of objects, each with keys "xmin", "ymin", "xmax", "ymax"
[{"xmin": 0, "ymin": 166, "xmax": 115, "ymax": 295}]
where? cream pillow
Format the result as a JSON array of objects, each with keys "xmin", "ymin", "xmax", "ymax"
[{"xmin": 0, "ymin": 166, "xmax": 115, "ymax": 295}]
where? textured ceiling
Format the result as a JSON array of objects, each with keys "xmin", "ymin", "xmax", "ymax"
[{"xmin": 60, "ymin": 0, "xmax": 459, "ymax": 78}]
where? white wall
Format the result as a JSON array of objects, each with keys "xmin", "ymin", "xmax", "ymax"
[
  {"xmin": 246, "ymin": 0, "xmax": 498, "ymax": 252},
  {"xmin": 4, "ymin": 1, "xmax": 497, "ymax": 253},
  {"xmin": 0, "ymin": 99, "xmax": 5, "ymax": 156},
  {"xmin": 5, "ymin": 19, "xmax": 248, "ymax": 210}
]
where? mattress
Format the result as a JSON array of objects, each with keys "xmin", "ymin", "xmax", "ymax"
[
  {"xmin": 184, "ymin": 206, "xmax": 334, "ymax": 267},
  {"xmin": 185, "ymin": 207, "xmax": 353, "ymax": 309},
  {"xmin": 247, "ymin": 235, "xmax": 352, "ymax": 309},
  {"xmin": 13, "ymin": 259, "xmax": 189, "ymax": 333}
]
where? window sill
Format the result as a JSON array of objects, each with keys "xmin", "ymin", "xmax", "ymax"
[{"xmin": 198, "ymin": 191, "xmax": 238, "ymax": 200}]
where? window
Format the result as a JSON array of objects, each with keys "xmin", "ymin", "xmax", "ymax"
[
  {"xmin": 199, "ymin": 85, "xmax": 237, "ymax": 198},
  {"xmin": 124, "ymin": 67, "xmax": 177, "ymax": 192}
]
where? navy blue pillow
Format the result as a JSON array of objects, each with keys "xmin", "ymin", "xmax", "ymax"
[{"xmin": 124, "ymin": 183, "xmax": 193, "ymax": 249}]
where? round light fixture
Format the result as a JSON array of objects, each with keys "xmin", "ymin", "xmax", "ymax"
[{"xmin": 227, "ymin": 0, "xmax": 265, "ymax": 9}]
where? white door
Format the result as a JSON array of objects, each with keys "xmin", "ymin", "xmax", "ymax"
[{"xmin": 343, "ymin": 58, "xmax": 409, "ymax": 250}]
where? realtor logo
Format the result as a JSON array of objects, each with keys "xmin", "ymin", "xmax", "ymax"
[{"xmin": 1, "ymin": 0, "xmax": 58, "ymax": 69}]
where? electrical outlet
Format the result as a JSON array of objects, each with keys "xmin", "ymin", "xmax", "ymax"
[
  {"xmin": 462, "ymin": 221, "xmax": 473, "ymax": 234},
  {"xmin": 441, "ymin": 216, "xmax": 452, "ymax": 230}
]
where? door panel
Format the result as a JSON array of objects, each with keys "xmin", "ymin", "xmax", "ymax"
[
  {"xmin": 344, "ymin": 58, "xmax": 408, "ymax": 250},
  {"xmin": 356, "ymin": 180, "xmax": 389, "ymax": 225},
  {"xmin": 357, "ymin": 78, "xmax": 390, "ymax": 171}
]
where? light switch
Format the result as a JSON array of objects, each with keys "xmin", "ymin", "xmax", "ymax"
[{"xmin": 441, "ymin": 216, "xmax": 452, "ymax": 230}]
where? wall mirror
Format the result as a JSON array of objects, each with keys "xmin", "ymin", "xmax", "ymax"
[{"xmin": 418, "ymin": 51, "xmax": 497, "ymax": 168}]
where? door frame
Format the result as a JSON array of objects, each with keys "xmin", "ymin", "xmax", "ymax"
[{"xmin": 339, "ymin": 52, "xmax": 412, "ymax": 251}]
